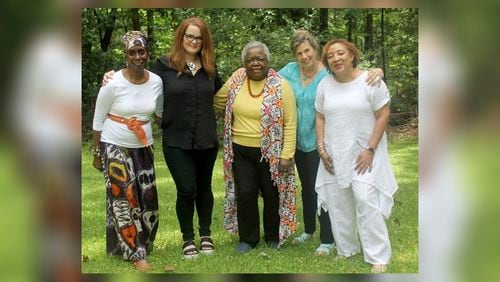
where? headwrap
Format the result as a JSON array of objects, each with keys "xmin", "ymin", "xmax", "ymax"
[{"xmin": 122, "ymin": 31, "xmax": 148, "ymax": 51}]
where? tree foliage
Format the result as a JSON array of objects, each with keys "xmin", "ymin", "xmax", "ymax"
[{"xmin": 82, "ymin": 8, "xmax": 418, "ymax": 138}]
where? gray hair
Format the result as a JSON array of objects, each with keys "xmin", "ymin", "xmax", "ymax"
[
  {"xmin": 241, "ymin": 41, "xmax": 270, "ymax": 65},
  {"xmin": 290, "ymin": 29, "xmax": 319, "ymax": 57}
]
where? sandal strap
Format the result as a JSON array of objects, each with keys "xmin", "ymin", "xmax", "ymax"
[
  {"xmin": 200, "ymin": 237, "xmax": 214, "ymax": 250},
  {"xmin": 182, "ymin": 241, "xmax": 199, "ymax": 255}
]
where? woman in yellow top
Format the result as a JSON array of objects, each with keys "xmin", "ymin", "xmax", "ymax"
[{"xmin": 214, "ymin": 41, "xmax": 297, "ymax": 253}]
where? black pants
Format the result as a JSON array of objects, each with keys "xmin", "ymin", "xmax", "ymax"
[
  {"xmin": 163, "ymin": 144, "xmax": 218, "ymax": 242},
  {"xmin": 232, "ymin": 143, "xmax": 279, "ymax": 247},
  {"xmin": 295, "ymin": 149, "xmax": 334, "ymax": 244}
]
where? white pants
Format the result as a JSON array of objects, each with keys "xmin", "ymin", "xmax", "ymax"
[{"xmin": 324, "ymin": 181, "xmax": 391, "ymax": 264}]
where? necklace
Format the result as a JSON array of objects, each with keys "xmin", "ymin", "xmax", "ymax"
[
  {"xmin": 301, "ymin": 61, "xmax": 319, "ymax": 81},
  {"xmin": 187, "ymin": 62, "xmax": 197, "ymax": 72},
  {"xmin": 247, "ymin": 78, "xmax": 265, "ymax": 98}
]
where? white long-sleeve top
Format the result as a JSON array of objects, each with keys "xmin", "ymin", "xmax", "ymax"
[{"xmin": 92, "ymin": 70, "xmax": 163, "ymax": 148}]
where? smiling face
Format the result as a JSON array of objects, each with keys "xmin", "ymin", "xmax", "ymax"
[
  {"xmin": 182, "ymin": 24, "xmax": 203, "ymax": 57},
  {"xmin": 326, "ymin": 42, "xmax": 354, "ymax": 76},
  {"xmin": 295, "ymin": 41, "xmax": 318, "ymax": 69},
  {"xmin": 244, "ymin": 47, "xmax": 269, "ymax": 81},
  {"xmin": 125, "ymin": 45, "xmax": 148, "ymax": 69}
]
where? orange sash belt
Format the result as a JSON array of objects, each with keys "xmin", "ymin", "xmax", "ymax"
[{"xmin": 107, "ymin": 114, "xmax": 149, "ymax": 145}]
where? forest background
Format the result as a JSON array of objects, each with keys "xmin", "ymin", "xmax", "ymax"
[{"xmin": 81, "ymin": 8, "xmax": 418, "ymax": 139}]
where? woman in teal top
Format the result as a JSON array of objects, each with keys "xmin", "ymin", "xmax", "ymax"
[{"xmin": 279, "ymin": 30, "xmax": 384, "ymax": 255}]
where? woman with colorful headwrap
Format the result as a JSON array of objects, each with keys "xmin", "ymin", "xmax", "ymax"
[{"xmin": 92, "ymin": 31, "xmax": 163, "ymax": 272}]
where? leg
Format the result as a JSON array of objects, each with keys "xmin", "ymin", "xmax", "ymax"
[
  {"xmin": 319, "ymin": 209, "xmax": 334, "ymax": 244},
  {"xmin": 194, "ymin": 146, "xmax": 218, "ymax": 238},
  {"xmin": 323, "ymin": 182, "xmax": 360, "ymax": 257},
  {"xmin": 297, "ymin": 149, "xmax": 335, "ymax": 245},
  {"xmin": 194, "ymin": 147, "xmax": 218, "ymax": 254},
  {"xmin": 130, "ymin": 146, "xmax": 159, "ymax": 254},
  {"xmin": 232, "ymin": 143, "xmax": 261, "ymax": 247},
  {"xmin": 257, "ymin": 154, "xmax": 279, "ymax": 245},
  {"xmin": 163, "ymin": 145, "xmax": 196, "ymax": 242},
  {"xmin": 102, "ymin": 144, "xmax": 148, "ymax": 263},
  {"xmin": 295, "ymin": 149, "xmax": 318, "ymax": 235},
  {"xmin": 351, "ymin": 181, "xmax": 391, "ymax": 266}
]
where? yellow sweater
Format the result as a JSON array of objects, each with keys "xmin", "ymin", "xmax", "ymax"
[{"xmin": 214, "ymin": 77, "xmax": 296, "ymax": 159}]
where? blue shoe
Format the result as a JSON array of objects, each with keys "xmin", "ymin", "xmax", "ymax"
[
  {"xmin": 292, "ymin": 232, "xmax": 312, "ymax": 244},
  {"xmin": 236, "ymin": 242, "xmax": 253, "ymax": 254},
  {"xmin": 315, "ymin": 243, "xmax": 335, "ymax": 256}
]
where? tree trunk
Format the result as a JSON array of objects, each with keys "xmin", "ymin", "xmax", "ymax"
[
  {"xmin": 131, "ymin": 8, "xmax": 140, "ymax": 30},
  {"xmin": 319, "ymin": 8, "xmax": 328, "ymax": 33},
  {"xmin": 381, "ymin": 9, "xmax": 387, "ymax": 83},
  {"xmin": 146, "ymin": 9, "xmax": 155, "ymax": 57},
  {"xmin": 364, "ymin": 10, "xmax": 373, "ymax": 61},
  {"xmin": 95, "ymin": 8, "xmax": 117, "ymax": 52},
  {"xmin": 346, "ymin": 11, "xmax": 354, "ymax": 42}
]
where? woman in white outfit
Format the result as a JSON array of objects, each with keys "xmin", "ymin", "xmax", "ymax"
[{"xmin": 314, "ymin": 38, "xmax": 398, "ymax": 273}]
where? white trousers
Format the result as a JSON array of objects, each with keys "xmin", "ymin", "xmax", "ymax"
[{"xmin": 324, "ymin": 181, "xmax": 391, "ymax": 264}]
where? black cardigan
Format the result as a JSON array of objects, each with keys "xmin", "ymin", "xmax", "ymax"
[{"xmin": 151, "ymin": 56, "xmax": 224, "ymax": 150}]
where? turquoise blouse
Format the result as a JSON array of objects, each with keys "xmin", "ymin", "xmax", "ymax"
[{"xmin": 279, "ymin": 62, "xmax": 328, "ymax": 152}]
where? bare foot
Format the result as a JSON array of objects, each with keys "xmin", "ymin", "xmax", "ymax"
[
  {"xmin": 133, "ymin": 259, "xmax": 151, "ymax": 272},
  {"xmin": 371, "ymin": 264, "xmax": 388, "ymax": 273}
]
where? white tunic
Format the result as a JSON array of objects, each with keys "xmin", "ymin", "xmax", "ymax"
[
  {"xmin": 92, "ymin": 70, "xmax": 163, "ymax": 148},
  {"xmin": 315, "ymin": 71, "xmax": 398, "ymax": 218}
]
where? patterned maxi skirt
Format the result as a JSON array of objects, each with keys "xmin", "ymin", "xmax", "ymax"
[{"xmin": 100, "ymin": 142, "xmax": 159, "ymax": 261}]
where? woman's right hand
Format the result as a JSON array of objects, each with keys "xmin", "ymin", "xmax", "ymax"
[
  {"xmin": 102, "ymin": 70, "xmax": 116, "ymax": 86},
  {"xmin": 319, "ymin": 149, "xmax": 334, "ymax": 175}
]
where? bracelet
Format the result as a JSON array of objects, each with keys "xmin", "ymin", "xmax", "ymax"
[
  {"xmin": 316, "ymin": 142, "xmax": 325, "ymax": 149},
  {"xmin": 91, "ymin": 145, "xmax": 101, "ymax": 157},
  {"xmin": 356, "ymin": 139, "xmax": 375, "ymax": 153}
]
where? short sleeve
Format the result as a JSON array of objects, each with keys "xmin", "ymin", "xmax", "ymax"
[
  {"xmin": 370, "ymin": 80, "xmax": 391, "ymax": 111},
  {"xmin": 315, "ymin": 80, "xmax": 325, "ymax": 114}
]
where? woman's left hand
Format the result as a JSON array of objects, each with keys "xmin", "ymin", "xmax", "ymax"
[
  {"xmin": 355, "ymin": 149, "xmax": 374, "ymax": 175},
  {"xmin": 365, "ymin": 68, "xmax": 384, "ymax": 86},
  {"xmin": 278, "ymin": 158, "xmax": 294, "ymax": 174}
]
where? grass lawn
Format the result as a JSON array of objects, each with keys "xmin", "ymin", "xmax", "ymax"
[{"xmin": 81, "ymin": 135, "xmax": 418, "ymax": 274}]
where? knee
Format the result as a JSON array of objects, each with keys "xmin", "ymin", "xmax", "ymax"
[{"xmin": 177, "ymin": 186, "xmax": 197, "ymax": 200}]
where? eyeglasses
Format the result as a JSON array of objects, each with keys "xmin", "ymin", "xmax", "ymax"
[{"xmin": 184, "ymin": 33, "xmax": 203, "ymax": 44}]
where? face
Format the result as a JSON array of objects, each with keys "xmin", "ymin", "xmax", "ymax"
[
  {"xmin": 295, "ymin": 41, "xmax": 317, "ymax": 68},
  {"xmin": 125, "ymin": 45, "xmax": 148, "ymax": 68},
  {"xmin": 326, "ymin": 43, "xmax": 354, "ymax": 75},
  {"xmin": 183, "ymin": 24, "xmax": 203, "ymax": 57},
  {"xmin": 244, "ymin": 47, "xmax": 269, "ymax": 81}
]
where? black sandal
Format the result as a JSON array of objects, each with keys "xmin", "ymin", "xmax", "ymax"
[
  {"xmin": 199, "ymin": 236, "xmax": 215, "ymax": 254},
  {"xmin": 182, "ymin": 240, "xmax": 199, "ymax": 259}
]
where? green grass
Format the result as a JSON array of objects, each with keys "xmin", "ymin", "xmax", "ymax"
[{"xmin": 81, "ymin": 135, "xmax": 418, "ymax": 274}]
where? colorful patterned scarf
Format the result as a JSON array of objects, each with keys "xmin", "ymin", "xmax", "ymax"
[{"xmin": 222, "ymin": 68, "xmax": 297, "ymax": 246}]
